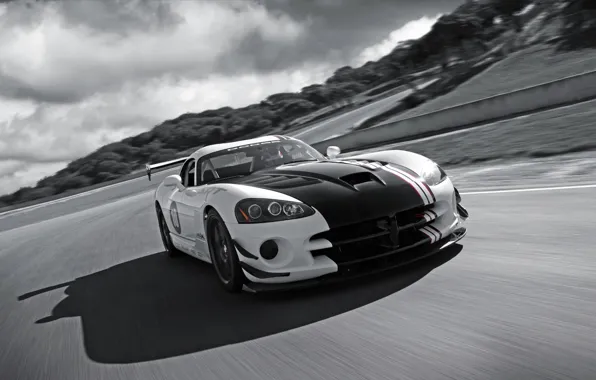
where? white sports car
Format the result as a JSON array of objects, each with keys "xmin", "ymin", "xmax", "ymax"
[{"xmin": 148, "ymin": 135, "xmax": 468, "ymax": 293}]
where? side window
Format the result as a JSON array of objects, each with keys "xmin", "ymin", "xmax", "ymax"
[
  {"xmin": 180, "ymin": 159, "xmax": 196, "ymax": 188},
  {"xmin": 197, "ymin": 159, "xmax": 217, "ymax": 185}
]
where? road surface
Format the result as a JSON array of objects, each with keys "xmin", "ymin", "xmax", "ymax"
[
  {"xmin": 291, "ymin": 79, "xmax": 437, "ymax": 144},
  {"xmin": 1, "ymin": 150, "xmax": 596, "ymax": 380}
]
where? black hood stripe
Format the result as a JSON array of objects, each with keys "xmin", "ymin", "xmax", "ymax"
[
  {"xmin": 222, "ymin": 159, "xmax": 427, "ymax": 228},
  {"xmin": 387, "ymin": 165, "xmax": 433, "ymax": 202},
  {"xmin": 338, "ymin": 159, "xmax": 435, "ymax": 205},
  {"xmin": 381, "ymin": 166, "xmax": 431, "ymax": 205},
  {"xmin": 386, "ymin": 164, "xmax": 436, "ymax": 204},
  {"xmin": 385, "ymin": 165, "xmax": 430, "ymax": 204}
]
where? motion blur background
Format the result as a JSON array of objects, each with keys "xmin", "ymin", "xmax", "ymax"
[{"xmin": 0, "ymin": 0, "xmax": 460, "ymax": 196}]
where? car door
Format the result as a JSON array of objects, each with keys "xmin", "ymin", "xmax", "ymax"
[
  {"xmin": 186, "ymin": 158, "xmax": 219, "ymax": 259},
  {"xmin": 171, "ymin": 158, "xmax": 199, "ymax": 243}
]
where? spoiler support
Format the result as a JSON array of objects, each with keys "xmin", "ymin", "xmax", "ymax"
[{"xmin": 145, "ymin": 157, "xmax": 189, "ymax": 181}]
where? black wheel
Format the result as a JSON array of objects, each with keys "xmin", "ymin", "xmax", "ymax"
[
  {"xmin": 206, "ymin": 209, "xmax": 245, "ymax": 293},
  {"xmin": 156, "ymin": 206, "xmax": 182, "ymax": 258}
]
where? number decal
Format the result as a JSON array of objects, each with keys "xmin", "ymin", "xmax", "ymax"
[{"xmin": 169, "ymin": 201, "xmax": 182, "ymax": 234}]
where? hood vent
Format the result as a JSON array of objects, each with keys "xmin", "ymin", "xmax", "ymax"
[{"xmin": 340, "ymin": 172, "xmax": 385, "ymax": 188}]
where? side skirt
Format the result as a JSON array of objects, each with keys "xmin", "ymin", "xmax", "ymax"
[{"xmin": 170, "ymin": 234, "xmax": 211, "ymax": 262}]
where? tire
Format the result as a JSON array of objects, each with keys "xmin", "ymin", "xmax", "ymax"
[
  {"xmin": 156, "ymin": 205, "xmax": 183, "ymax": 258},
  {"xmin": 205, "ymin": 209, "xmax": 245, "ymax": 293}
]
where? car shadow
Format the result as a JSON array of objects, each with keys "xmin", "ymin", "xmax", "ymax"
[{"xmin": 18, "ymin": 245, "xmax": 463, "ymax": 364}]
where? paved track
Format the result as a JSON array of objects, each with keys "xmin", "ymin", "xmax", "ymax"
[
  {"xmin": 291, "ymin": 79, "xmax": 436, "ymax": 143},
  {"xmin": 1, "ymin": 152, "xmax": 596, "ymax": 380}
]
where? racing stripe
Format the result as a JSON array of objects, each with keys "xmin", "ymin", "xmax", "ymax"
[
  {"xmin": 352, "ymin": 160, "xmax": 373, "ymax": 169},
  {"xmin": 361, "ymin": 161, "xmax": 380, "ymax": 170},
  {"xmin": 423, "ymin": 226, "xmax": 440, "ymax": 243},
  {"xmin": 427, "ymin": 224, "xmax": 443, "ymax": 240},
  {"xmin": 333, "ymin": 159, "xmax": 385, "ymax": 171},
  {"xmin": 385, "ymin": 165, "xmax": 431, "ymax": 204},
  {"xmin": 421, "ymin": 182, "xmax": 437, "ymax": 203},
  {"xmin": 380, "ymin": 166, "xmax": 430, "ymax": 205},
  {"xmin": 383, "ymin": 166, "xmax": 431, "ymax": 205},
  {"xmin": 386, "ymin": 165, "xmax": 436, "ymax": 204},
  {"xmin": 388, "ymin": 165, "xmax": 435, "ymax": 203},
  {"xmin": 421, "ymin": 210, "xmax": 437, "ymax": 222},
  {"xmin": 420, "ymin": 227, "xmax": 437, "ymax": 243},
  {"xmin": 345, "ymin": 160, "xmax": 377, "ymax": 170}
]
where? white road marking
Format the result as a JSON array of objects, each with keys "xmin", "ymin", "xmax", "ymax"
[{"xmin": 461, "ymin": 183, "xmax": 596, "ymax": 195}]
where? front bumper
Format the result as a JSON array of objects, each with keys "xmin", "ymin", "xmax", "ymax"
[
  {"xmin": 228, "ymin": 178, "xmax": 468, "ymax": 288},
  {"xmin": 242, "ymin": 227, "xmax": 466, "ymax": 293}
]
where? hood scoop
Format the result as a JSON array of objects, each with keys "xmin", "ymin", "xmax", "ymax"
[{"xmin": 340, "ymin": 172, "xmax": 386, "ymax": 189}]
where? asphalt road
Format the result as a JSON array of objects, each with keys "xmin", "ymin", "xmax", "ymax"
[
  {"xmin": 1, "ymin": 154, "xmax": 596, "ymax": 380},
  {"xmin": 290, "ymin": 79, "xmax": 437, "ymax": 144}
]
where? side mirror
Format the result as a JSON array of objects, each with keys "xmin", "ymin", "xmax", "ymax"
[
  {"xmin": 163, "ymin": 175, "xmax": 184, "ymax": 190},
  {"xmin": 326, "ymin": 145, "xmax": 341, "ymax": 159}
]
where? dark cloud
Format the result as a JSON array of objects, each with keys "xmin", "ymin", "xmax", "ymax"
[
  {"xmin": 213, "ymin": 0, "xmax": 465, "ymax": 74},
  {"xmin": 0, "ymin": 0, "xmax": 183, "ymax": 33},
  {"xmin": 254, "ymin": 0, "xmax": 463, "ymax": 60},
  {"xmin": 0, "ymin": 0, "xmax": 463, "ymax": 104},
  {"xmin": 0, "ymin": 73, "xmax": 84, "ymax": 103}
]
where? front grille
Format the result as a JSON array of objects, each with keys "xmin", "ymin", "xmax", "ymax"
[{"xmin": 310, "ymin": 205, "xmax": 433, "ymax": 265}]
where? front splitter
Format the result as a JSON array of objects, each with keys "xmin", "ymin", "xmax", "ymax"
[{"xmin": 242, "ymin": 227, "xmax": 467, "ymax": 294}]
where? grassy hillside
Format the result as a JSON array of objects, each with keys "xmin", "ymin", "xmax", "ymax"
[
  {"xmin": 396, "ymin": 98, "xmax": 596, "ymax": 167},
  {"xmin": 1, "ymin": 0, "xmax": 591, "ymax": 208},
  {"xmin": 387, "ymin": 28, "xmax": 596, "ymax": 122}
]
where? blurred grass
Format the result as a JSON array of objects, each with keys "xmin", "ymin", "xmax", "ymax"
[
  {"xmin": 397, "ymin": 99, "xmax": 596, "ymax": 166},
  {"xmin": 393, "ymin": 44, "xmax": 596, "ymax": 121}
]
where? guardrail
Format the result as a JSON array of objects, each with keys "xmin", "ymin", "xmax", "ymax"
[{"xmin": 311, "ymin": 68, "xmax": 596, "ymax": 154}]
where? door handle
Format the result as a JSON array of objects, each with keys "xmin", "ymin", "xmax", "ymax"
[{"xmin": 185, "ymin": 189, "xmax": 198, "ymax": 197}]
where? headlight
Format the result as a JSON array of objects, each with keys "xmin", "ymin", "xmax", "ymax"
[
  {"xmin": 235, "ymin": 198, "xmax": 315, "ymax": 223},
  {"xmin": 420, "ymin": 160, "xmax": 447, "ymax": 186}
]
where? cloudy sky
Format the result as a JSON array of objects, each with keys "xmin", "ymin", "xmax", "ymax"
[{"xmin": 0, "ymin": 0, "xmax": 463, "ymax": 196}]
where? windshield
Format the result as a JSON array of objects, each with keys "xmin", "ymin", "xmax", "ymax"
[{"xmin": 199, "ymin": 139, "xmax": 326, "ymax": 183}]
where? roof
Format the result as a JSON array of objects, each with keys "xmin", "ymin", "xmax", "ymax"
[{"xmin": 189, "ymin": 135, "xmax": 293, "ymax": 160}]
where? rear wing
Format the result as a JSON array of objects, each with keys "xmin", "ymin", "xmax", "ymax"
[{"xmin": 145, "ymin": 157, "xmax": 188, "ymax": 181}]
